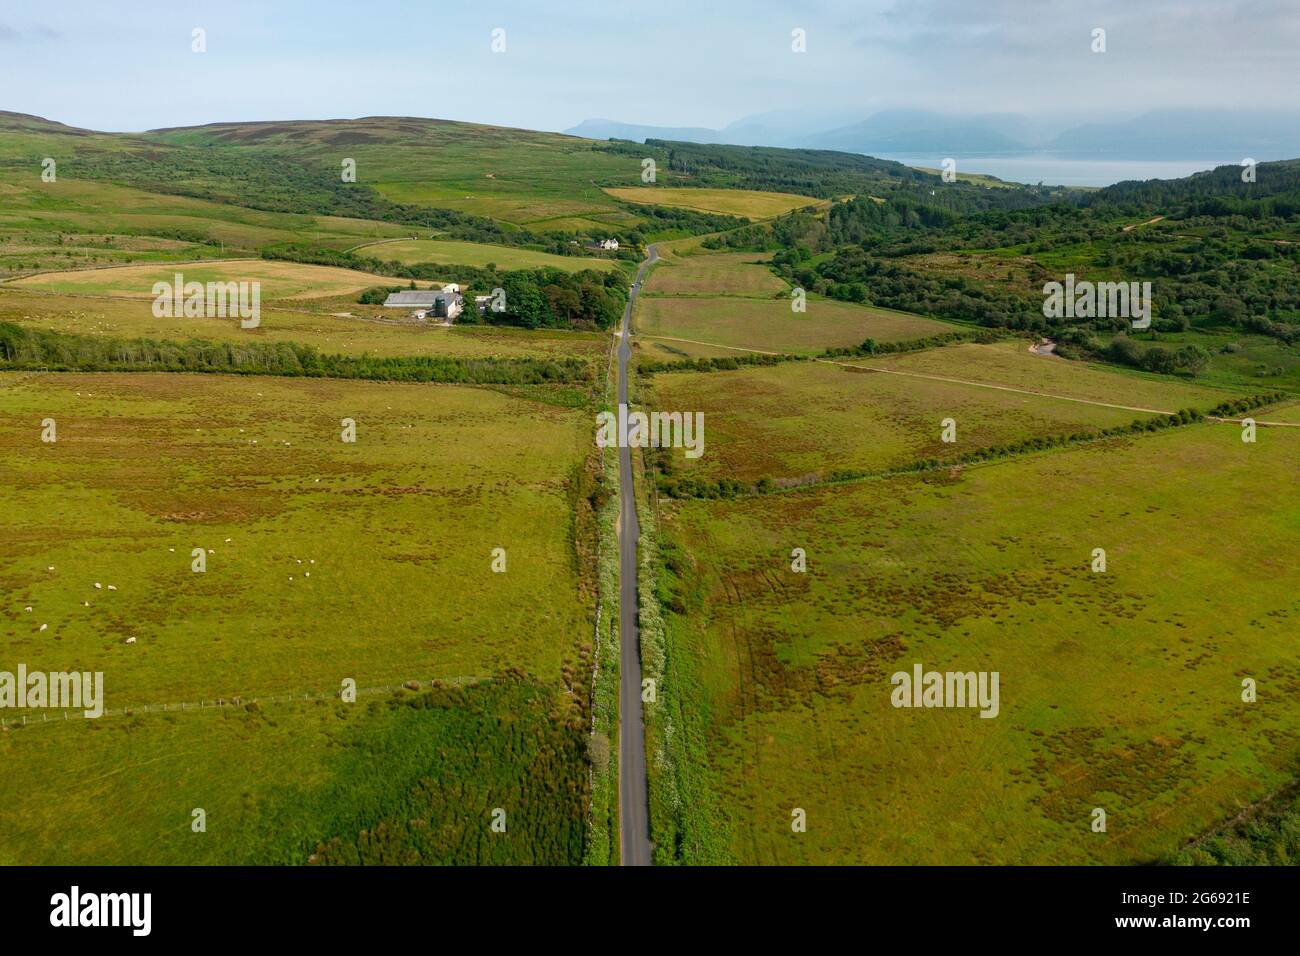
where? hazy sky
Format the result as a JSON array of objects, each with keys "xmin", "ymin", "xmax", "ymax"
[{"xmin": 3, "ymin": 0, "xmax": 1297, "ymax": 133}]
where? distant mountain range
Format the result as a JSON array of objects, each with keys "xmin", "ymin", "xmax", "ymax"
[{"xmin": 566, "ymin": 108, "xmax": 1300, "ymax": 161}]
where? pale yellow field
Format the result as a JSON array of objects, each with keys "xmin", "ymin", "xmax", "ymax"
[
  {"xmin": 604, "ymin": 186, "xmax": 821, "ymax": 219},
  {"xmin": 10, "ymin": 259, "xmax": 406, "ymax": 301}
]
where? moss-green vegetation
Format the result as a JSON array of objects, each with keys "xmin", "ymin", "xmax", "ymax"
[
  {"xmin": 642, "ymin": 356, "xmax": 1240, "ymax": 488},
  {"xmin": 648, "ymin": 424, "xmax": 1300, "ymax": 864},
  {"xmin": 0, "ymin": 371, "xmax": 599, "ymax": 863},
  {"xmin": 1168, "ymin": 775, "xmax": 1300, "ymax": 866},
  {"xmin": 0, "ymin": 678, "xmax": 588, "ymax": 865}
]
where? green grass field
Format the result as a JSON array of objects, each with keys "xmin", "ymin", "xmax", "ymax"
[
  {"xmin": 1263, "ymin": 400, "xmax": 1300, "ymax": 423},
  {"xmin": 634, "ymin": 246, "xmax": 955, "ymax": 355},
  {"xmin": 359, "ymin": 238, "xmax": 618, "ymax": 272},
  {"xmin": 643, "ymin": 357, "xmax": 1230, "ymax": 484},
  {"xmin": 0, "ymin": 674, "xmax": 587, "ymax": 865},
  {"xmin": 643, "ymin": 251, "xmax": 788, "ymax": 297},
  {"xmin": 0, "ymin": 371, "xmax": 598, "ymax": 862},
  {"xmin": 649, "ymin": 423, "xmax": 1300, "ymax": 864},
  {"xmin": 637, "ymin": 296, "xmax": 957, "ymax": 356},
  {"xmin": 867, "ymin": 340, "xmax": 1245, "ymax": 410}
]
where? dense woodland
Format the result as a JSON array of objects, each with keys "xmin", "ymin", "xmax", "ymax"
[
  {"xmin": 600, "ymin": 138, "xmax": 1055, "ymax": 214},
  {"xmin": 699, "ymin": 159, "xmax": 1300, "ymax": 376}
]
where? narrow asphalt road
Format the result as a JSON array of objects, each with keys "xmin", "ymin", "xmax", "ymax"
[{"xmin": 618, "ymin": 244, "xmax": 658, "ymax": 866}]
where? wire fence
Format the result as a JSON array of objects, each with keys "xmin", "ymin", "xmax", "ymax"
[{"xmin": 0, "ymin": 675, "xmax": 486, "ymax": 733}]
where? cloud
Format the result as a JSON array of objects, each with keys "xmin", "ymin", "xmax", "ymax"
[
  {"xmin": 0, "ymin": 23, "xmax": 61, "ymax": 42},
  {"xmin": 1, "ymin": 1, "xmax": 1296, "ymax": 132}
]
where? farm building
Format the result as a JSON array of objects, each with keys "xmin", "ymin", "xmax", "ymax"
[
  {"xmin": 382, "ymin": 289, "xmax": 463, "ymax": 321},
  {"xmin": 599, "ymin": 238, "xmax": 619, "ymax": 250}
]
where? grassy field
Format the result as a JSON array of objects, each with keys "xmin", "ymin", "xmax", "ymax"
[
  {"xmin": 643, "ymin": 357, "xmax": 1230, "ymax": 484},
  {"xmin": 0, "ymin": 290, "xmax": 610, "ymax": 362},
  {"xmin": 10, "ymin": 259, "xmax": 406, "ymax": 301},
  {"xmin": 636, "ymin": 296, "xmax": 955, "ymax": 356},
  {"xmin": 0, "ymin": 675, "xmax": 587, "ymax": 865},
  {"xmin": 866, "ymin": 340, "xmax": 1245, "ymax": 410},
  {"xmin": 604, "ymin": 186, "xmax": 821, "ymax": 219},
  {"xmin": 0, "ymin": 178, "xmax": 409, "ymax": 277},
  {"xmin": 0, "ymin": 371, "xmax": 598, "ymax": 862},
  {"xmin": 648, "ymin": 422, "xmax": 1300, "ymax": 864},
  {"xmin": 1263, "ymin": 400, "xmax": 1300, "ymax": 423},
  {"xmin": 634, "ymin": 247, "xmax": 955, "ymax": 355},
  {"xmin": 358, "ymin": 238, "xmax": 619, "ymax": 272},
  {"xmin": 643, "ymin": 251, "xmax": 788, "ymax": 297}
]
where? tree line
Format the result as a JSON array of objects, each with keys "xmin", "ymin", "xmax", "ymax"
[{"xmin": 0, "ymin": 322, "xmax": 591, "ymax": 385}]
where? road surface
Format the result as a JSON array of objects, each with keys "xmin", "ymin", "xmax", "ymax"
[{"xmin": 618, "ymin": 245, "xmax": 657, "ymax": 866}]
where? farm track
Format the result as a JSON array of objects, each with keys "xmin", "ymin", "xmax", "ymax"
[
  {"xmin": 822, "ymin": 359, "xmax": 1180, "ymax": 416},
  {"xmin": 342, "ymin": 237, "xmax": 418, "ymax": 254},
  {"xmin": 642, "ymin": 334, "xmax": 780, "ymax": 355}
]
